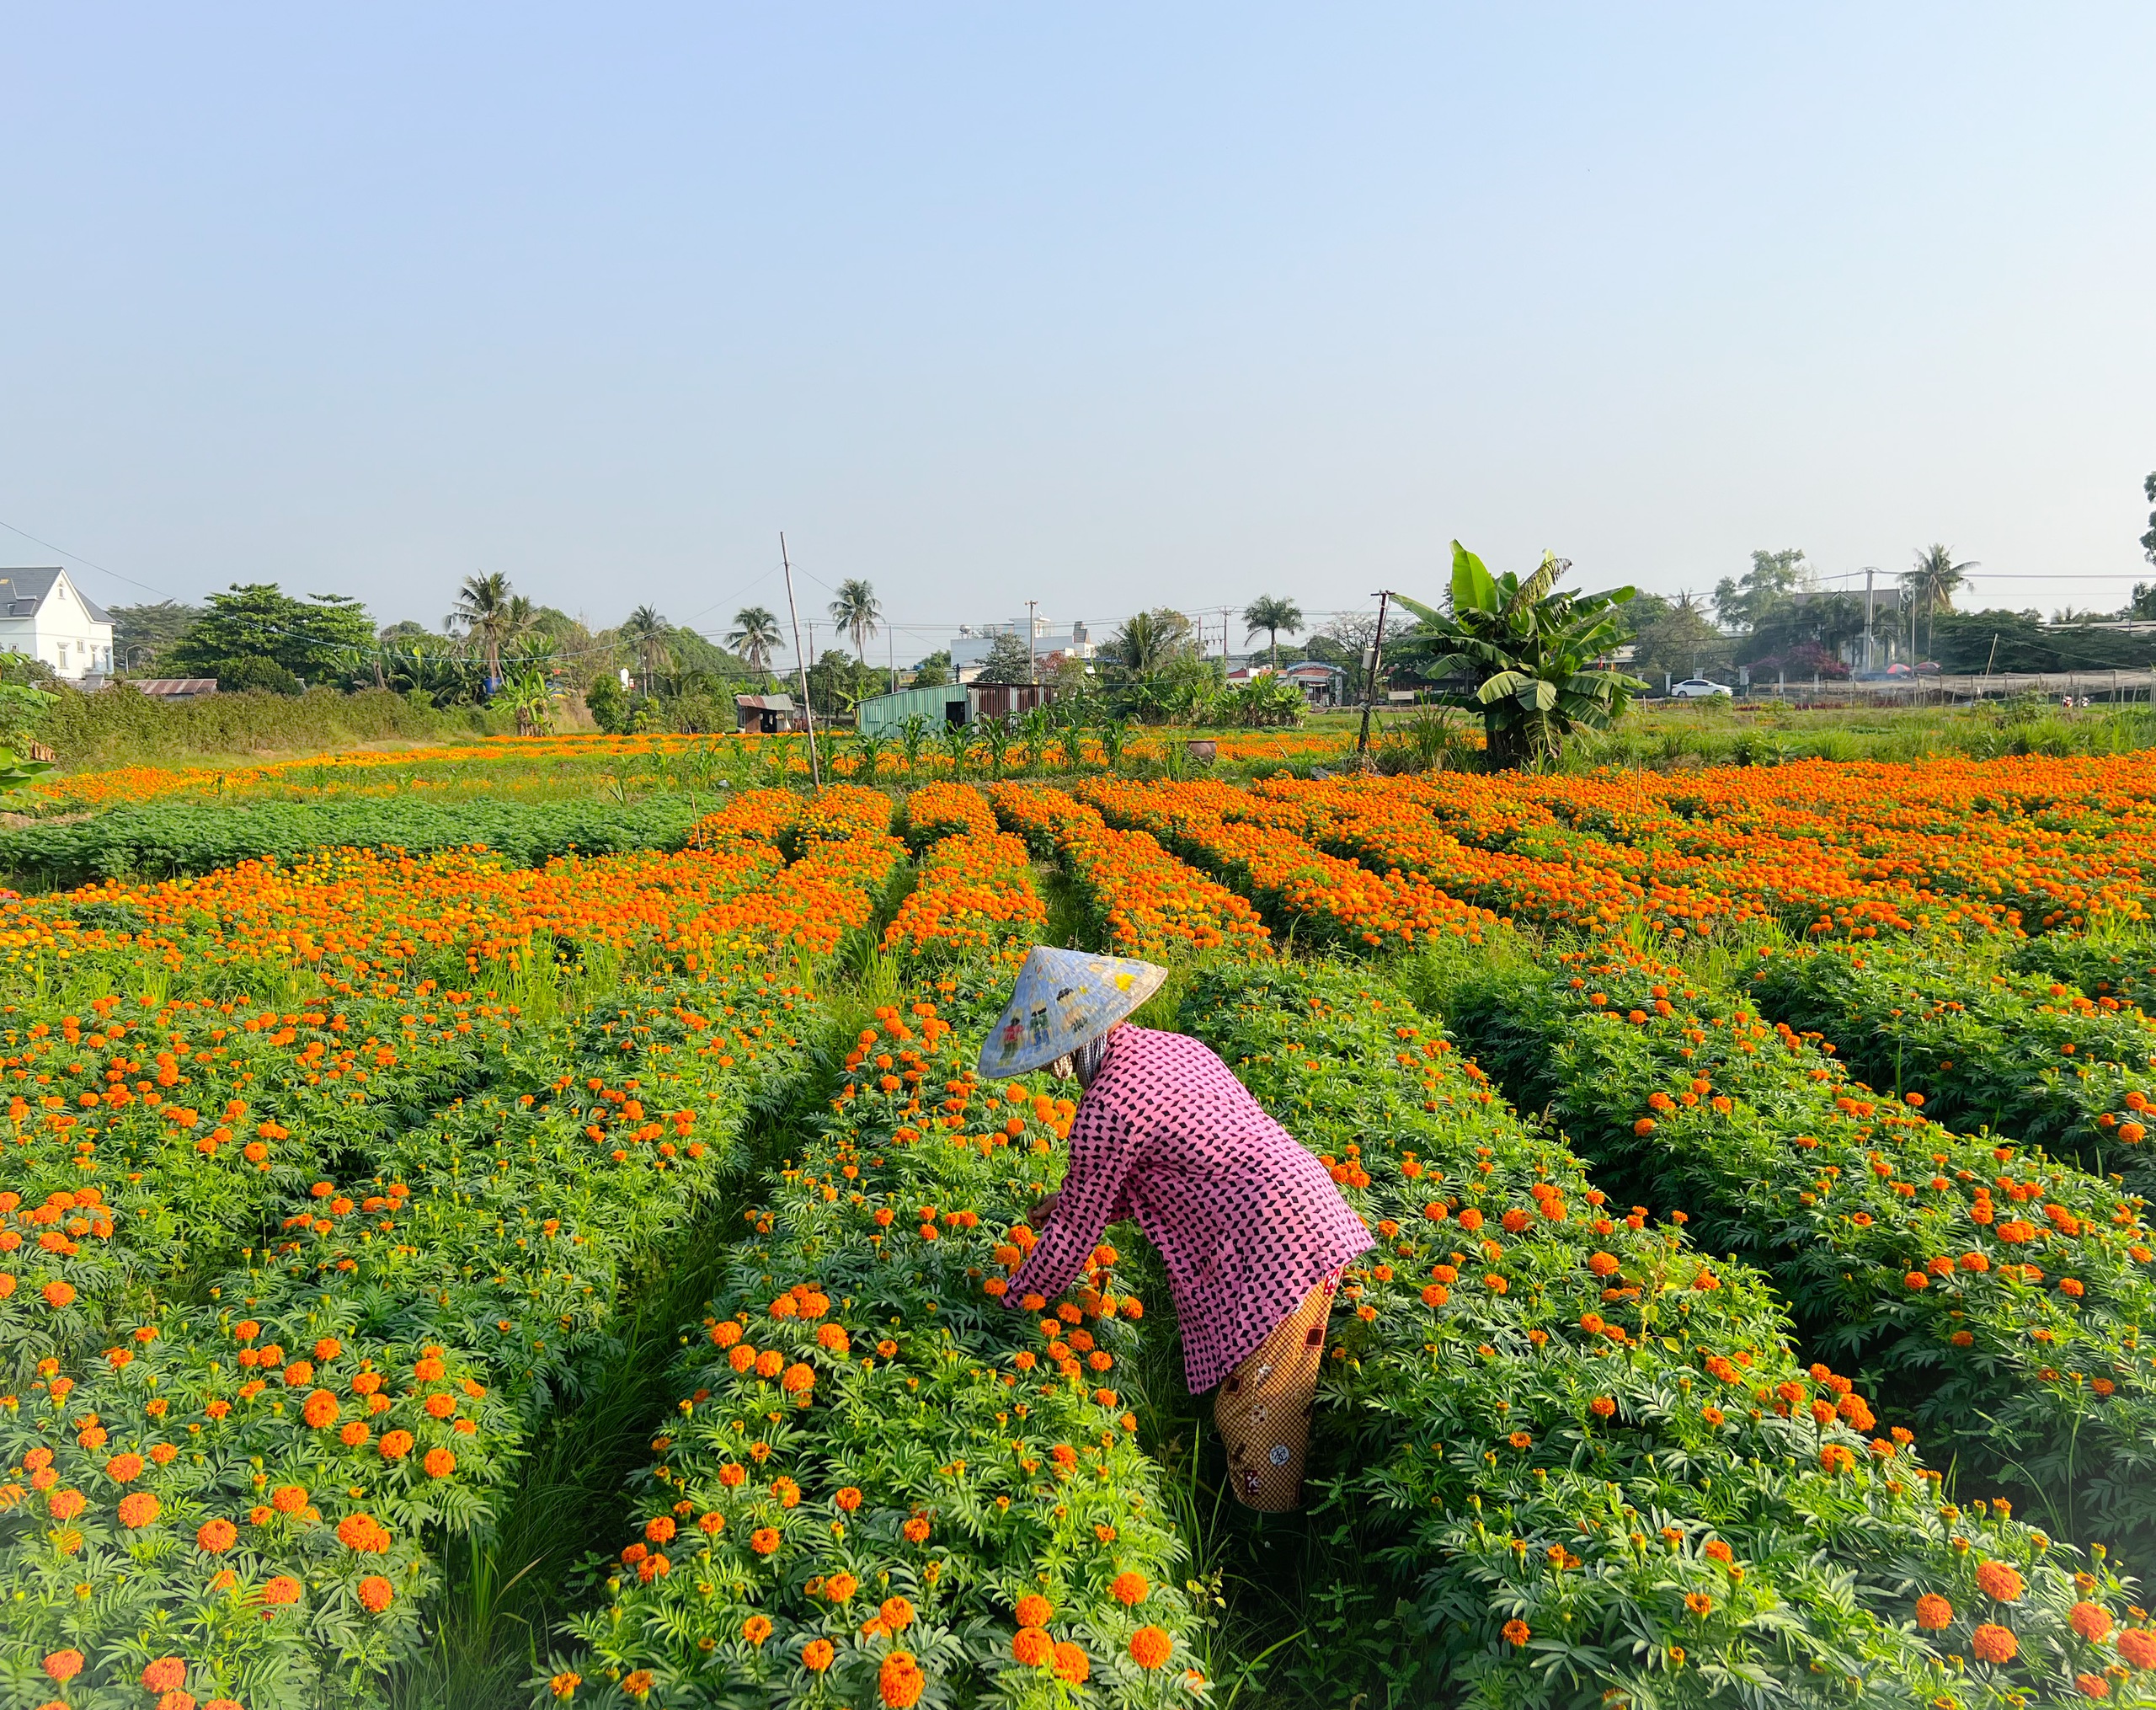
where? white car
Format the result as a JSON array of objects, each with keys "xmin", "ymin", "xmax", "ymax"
[{"xmin": 1669, "ymin": 678, "xmax": 1733, "ymax": 699}]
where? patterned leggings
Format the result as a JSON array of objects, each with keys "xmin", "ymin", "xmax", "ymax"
[{"xmin": 1214, "ymin": 1269, "xmax": 1339, "ymax": 1512}]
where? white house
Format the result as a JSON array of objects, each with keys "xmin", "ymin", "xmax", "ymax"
[
  {"xmin": 0, "ymin": 567, "xmax": 114, "ymax": 681},
  {"xmin": 950, "ymin": 617, "xmax": 1095, "ymax": 683}
]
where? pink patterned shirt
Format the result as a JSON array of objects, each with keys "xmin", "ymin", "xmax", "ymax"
[{"xmin": 1003, "ymin": 1024, "xmax": 1373, "ymax": 1393}]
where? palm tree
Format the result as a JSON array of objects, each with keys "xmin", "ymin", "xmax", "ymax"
[
  {"xmin": 1390, "ymin": 543, "xmax": 1645, "ymax": 770},
  {"xmin": 1242, "ymin": 596, "xmax": 1304, "ymax": 669},
  {"xmin": 1903, "ymin": 545, "xmax": 1977, "ymax": 661},
  {"xmin": 621, "ymin": 605, "xmax": 673, "ymax": 693},
  {"xmin": 1110, "ymin": 610, "xmax": 1187, "ymax": 676},
  {"xmin": 829, "ymin": 580, "xmax": 883, "ymax": 666},
  {"xmin": 727, "ymin": 607, "xmax": 784, "ymax": 678},
  {"xmin": 446, "ymin": 573, "xmax": 518, "ymax": 689}
]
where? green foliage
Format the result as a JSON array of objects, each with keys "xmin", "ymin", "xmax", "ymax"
[
  {"xmin": 109, "ymin": 598, "xmax": 204, "ymax": 668},
  {"xmin": 1749, "ymin": 940, "xmax": 2156, "ymax": 1195},
  {"xmin": 0, "ymin": 680, "xmax": 58, "ymax": 752},
  {"xmin": 1184, "ymin": 956, "xmax": 2116, "ymax": 1709},
  {"xmin": 805, "ymin": 649, "xmax": 881, "ymax": 718},
  {"xmin": 2143, "ymin": 471, "xmax": 2156, "ymax": 568},
  {"xmin": 1392, "ymin": 544, "xmax": 1645, "ymax": 769},
  {"xmin": 1241, "ymin": 595, "xmax": 1303, "ymax": 667},
  {"xmin": 163, "ymin": 583, "xmax": 376, "ymax": 686},
  {"xmin": 1623, "ymin": 592, "xmax": 1727, "ymax": 685},
  {"xmin": 0, "ymin": 796, "xmax": 707, "ymax": 888},
  {"xmin": 1930, "ymin": 609, "xmax": 2156, "ymax": 674},
  {"xmin": 1433, "ymin": 939, "xmax": 2156, "ymax": 1542},
  {"xmin": 826, "ymin": 576, "xmax": 883, "ymax": 664},
  {"xmin": 552, "ymin": 970, "xmax": 1200, "ymax": 1707},
  {"xmin": 34, "ymin": 683, "xmax": 505, "ymax": 767},
  {"xmin": 216, "ymin": 654, "xmax": 304, "ymax": 695},
  {"xmin": 972, "ymin": 630, "xmax": 1036, "ymax": 686},
  {"xmin": 909, "ymin": 649, "xmax": 953, "ymax": 688},
  {"xmin": 1711, "ymin": 548, "xmax": 1810, "ymax": 633}
]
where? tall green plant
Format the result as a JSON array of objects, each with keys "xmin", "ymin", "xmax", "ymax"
[{"xmin": 1392, "ymin": 542, "xmax": 1644, "ymax": 769}]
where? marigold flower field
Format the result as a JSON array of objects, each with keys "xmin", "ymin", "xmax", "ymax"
[{"xmin": 9, "ymin": 751, "xmax": 2156, "ymax": 1707}]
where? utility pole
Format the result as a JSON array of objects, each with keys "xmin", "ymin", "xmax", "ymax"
[
  {"xmin": 780, "ymin": 532, "xmax": 821, "ymax": 791},
  {"xmin": 1356, "ymin": 591, "xmax": 1393, "ymax": 758},
  {"xmin": 1862, "ymin": 567, "xmax": 1878, "ymax": 675}
]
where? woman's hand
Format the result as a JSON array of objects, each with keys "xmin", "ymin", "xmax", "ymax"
[{"xmin": 1023, "ymin": 1191, "xmax": 1060, "ymax": 1230}]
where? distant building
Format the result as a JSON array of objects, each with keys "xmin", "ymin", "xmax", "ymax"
[
  {"xmin": 857, "ymin": 681, "xmax": 1059, "ymax": 737},
  {"xmin": 734, "ymin": 693, "xmax": 808, "ymax": 734},
  {"xmin": 125, "ymin": 678, "xmax": 221, "ymax": 701},
  {"xmin": 1226, "ymin": 660, "xmax": 1349, "ymax": 705},
  {"xmin": 0, "ymin": 566, "xmax": 114, "ymax": 681},
  {"xmin": 950, "ymin": 617, "xmax": 1095, "ymax": 684}
]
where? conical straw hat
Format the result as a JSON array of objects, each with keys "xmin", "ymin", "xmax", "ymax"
[{"xmin": 976, "ymin": 945, "xmax": 1168, "ymax": 1079}]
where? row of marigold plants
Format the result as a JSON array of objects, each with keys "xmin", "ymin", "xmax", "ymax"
[
  {"xmin": 1423, "ymin": 933, "xmax": 2156, "ymax": 1548},
  {"xmin": 0, "ymin": 797, "xmax": 910, "ymax": 1705},
  {"xmin": 541, "ymin": 957, "xmax": 1206, "ymax": 1706},
  {"xmin": 1179, "ymin": 954, "xmax": 2156, "ymax": 1707}
]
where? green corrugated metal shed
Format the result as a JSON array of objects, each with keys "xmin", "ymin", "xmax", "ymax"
[{"xmin": 857, "ymin": 684, "xmax": 973, "ymax": 737}]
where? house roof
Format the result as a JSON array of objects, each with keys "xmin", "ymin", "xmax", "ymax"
[
  {"xmin": 0, "ymin": 566, "xmax": 113, "ymax": 625},
  {"xmin": 125, "ymin": 678, "xmax": 221, "ymax": 697},
  {"xmin": 735, "ymin": 694, "xmax": 798, "ymax": 711}
]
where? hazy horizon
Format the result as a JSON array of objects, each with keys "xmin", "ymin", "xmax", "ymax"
[{"xmin": 4, "ymin": 4, "xmax": 2153, "ymax": 661}]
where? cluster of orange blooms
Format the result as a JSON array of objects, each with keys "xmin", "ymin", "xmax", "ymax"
[
  {"xmin": 1075, "ymin": 777, "xmax": 1499, "ymax": 950},
  {"xmin": 987, "ymin": 783, "xmax": 1270, "ymax": 957}
]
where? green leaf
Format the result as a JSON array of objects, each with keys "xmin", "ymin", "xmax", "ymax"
[{"xmin": 1450, "ymin": 542, "xmax": 1498, "ymax": 616}]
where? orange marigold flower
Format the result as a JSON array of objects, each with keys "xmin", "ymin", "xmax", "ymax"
[
  {"xmin": 2119, "ymin": 1627, "xmax": 2156, "ymax": 1669},
  {"xmin": 141, "ymin": 1656, "xmax": 186, "ymax": 1691},
  {"xmin": 835, "ymin": 1485, "xmax": 863, "ymax": 1511},
  {"xmin": 881, "ymin": 1596, "xmax": 915, "ymax": 1630},
  {"xmin": 1971, "ymin": 1623, "xmax": 2018, "ymax": 1664},
  {"xmin": 1502, "ymin": 1619, "xmax": 1530, "ymax": 1647},
  {"xmin": 1015, "ymin": 1593, "xmax": 1053, "ymax": 1627},
  {"xmin": 1976, "ymin": 1560, "xmax": 2025, "ymax": 1603},
  {"xmin": 117, "ymin": 1490, "xmax": 161, "ymax": 1528},
  {"xmin": 424, "ymin": 1447, "xmax": 456, "ymax": 1479},
  {"xmin": 2070, "ymin": 1600, "xmax": 2113, "ymax": 1643},
  {"xmin": 1050, "ymin": 1642, "xmax": 1090, "ymax": 1685},
  {"xmin": 743, "ymin": 1614, "xmax": 773, "ymax": 1646},
  {"xmin": 43, "ymin": 1649, "xmax": 85, "ymax": 1683},
  {"xmin": 902, "ymin": 1515, "xmax": 930, "ymax": 1543},
  {"xmin": 1914, "ymin": 1593, "xmax": 1952, "ymax": 1630},
  {"xmin": 751, "ymin": 1526, "xmax": 782, "ymax": 1555},
  {"xmin": 1013, "ymin": 1627, "xmax": 1054, "ymax": 1666},
  {"xmin": 1111, "ymin": 1570, "xmax": 1149, "ymax": 1606},
  {"xmin": 1130, "ymin": 1626, "xmax": 1173, "ymax": 1669},
  {"xmin": 880, "ymin": 1649, "xmax": 927, "ymax": 1707},
  {"xmin": 196, "ymin": 1518, "xmax": 237, "ymax": 1553},
  {"xmin": 359, "ymin": 1575, "xmax": 394, "ymax": 1613},
  {"xmin": 803, "ymin": 1638, "xmax": 836, "ymax": 1672},
  {"xmin": 378, "ymin": 1429, "xmax": 414, "ymax": 1460}
]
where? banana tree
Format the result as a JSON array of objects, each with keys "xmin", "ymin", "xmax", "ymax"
[{"xmin": 1390, "ymin": 543, "xmax": 1645, "ymax": 770}]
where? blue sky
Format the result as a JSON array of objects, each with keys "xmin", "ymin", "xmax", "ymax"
[{"xmin": 3, "ymin": 5, "xmax": 2152, "ymax": 661}]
